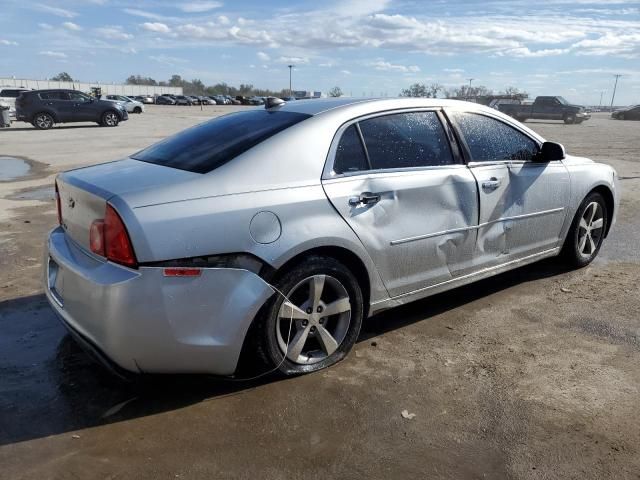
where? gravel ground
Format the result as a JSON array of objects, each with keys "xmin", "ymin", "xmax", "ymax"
[{"xmin": 0, "ymin": 108, "xmax": 639, "ymax": 479}]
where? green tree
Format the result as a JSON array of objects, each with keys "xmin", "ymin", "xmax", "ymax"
[
  {"xmin": 125, "ymin": 75, "xmax": 158, "ymax": 86},
  {"xmin": 50, "ymin": 72, "xmax": 73, "ymax": 82},
  {"xmin": 328, "ymin": 86, "xmax": 343, "ymax": 97},
  {"xmin": 399, "ymin": 83, "xmax": 442, "ymax": 98}
]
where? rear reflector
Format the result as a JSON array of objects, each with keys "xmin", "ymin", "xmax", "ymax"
[
  {"xmin": 163, "ymin": 268, "xmax": 202, "ymax": 277},
  {"xmin": 89, "ymin": 220, "xmax": 105, "ymax": 256}
]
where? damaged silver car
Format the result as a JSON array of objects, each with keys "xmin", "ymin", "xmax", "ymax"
[{"xmin": 45, "ymin": 97, "xmax": 619, "ymax": 377}]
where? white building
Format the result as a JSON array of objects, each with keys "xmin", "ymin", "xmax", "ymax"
[{"xmin": 0, "ymin": 77, "xmax": 183, "ymax": 96}]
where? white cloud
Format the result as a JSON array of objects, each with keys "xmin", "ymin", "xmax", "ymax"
[
  {"xmin": 38, "ymin": 23, "xmax": 53, "ymax": 30},
  {"xmin": 367, "ymin": 59, "xmax": 420, "ymax": 73},
  {"xmin": 277, "ymin": 56, "xmax": 309, "ymax": 64},
  {"xmin": 257, "ymin": 51, "xmax": 270, "ymax": 61},
  {"xmin": 39, "ymin": 51, "xmax": 68, "ymax": 58},
  {"xmin": 95, "ymin": 26, "xmax": 133, "ymax": 40},
  {"xmin": 35, "ymin": 3, "xmax": 77, "ymax": 18},
  {"xmin": 573, "ymin": 32, "xmax": 640, "ymax": 58},
  {"xmin": 178, "ymin": 2, "xmax": 223, "ymax": 13},
  {"xmin": 218, "ymin": 15, "xmax": 230, "ymax": 25},
  {"xmin": 62, "ymin": 22, "xmax": 82, "ymax": 31},
  {"xmin": 0, "ymin": 39, "xmax": 19, "ymax": 46},
  {"xmin": 123, "ymin": 8, "xmax": 165, "ymax": 21},
  {"xmin": 444, "ymin": 68, "xmax": 464, "ymax": 73},
  {"xmin": 142, "ymin": 22, "xmax": 171, "ymax": 33},
  {"xmin": 497, "ymin": 47, "xmax": 569, "ymax": 57},
  {"xmin": 149, "ymin": 54, "xmax": 188, "ymax": 66},
  {"xmin": 341, "ymin": 70, "xmax": 351, "ymax": 75}
]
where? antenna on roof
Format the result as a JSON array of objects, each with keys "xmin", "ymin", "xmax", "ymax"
[{"xmin": 265, "ymin": 96, "xmax": 285, "ymax": 109}]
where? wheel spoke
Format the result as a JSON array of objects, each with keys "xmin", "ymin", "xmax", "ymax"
[
  {"xmin": 322, "ymin": 296, "xmax": 351, "ymax": 317},
  {"xmin": 578, "ymin": 234, "xmax": 587, "ymax": 254},
  {"xmin": 316, "ymin": 325, "xmax": 339, "ymax": 355},
  {"xmin": 587, "ymin": 234, "xmax": 596, "ymax": 254},
  {"xmin": 279, "ymin": 301, "xmax": 309, "ymax": 320},
  {"xmin": 591, "ymin": 218, "xmax": 604, "ymax": 230},
  {"xmin": 587, "ymin": 203, "xmax": 598, "ymax": 224},
  {"xmin": 579, "ymin": 217, "xmax": 588, "ymax": 231},
  {"xmin": 287, "ymin": 325, "xmax": 311, "ymax": 361},
  {"xmin": 310, "ymin": 275, "xmax": 325, "ymax": 310}
]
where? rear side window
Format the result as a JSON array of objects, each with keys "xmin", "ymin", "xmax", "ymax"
[
  {"xmin": 333, "ymin": 125, "xmax": 369, "ymax": 174},
  {"xmin": 38, "ymin": 92, "xmax": 69, "ymax": 100},
  {"xmin": 132, "ymin": 110, "xmax": 311, "ymax": 173},
  {"xmin": 359, "ymin": 111, "xmax": 454, "ymax": 170},
  {"xmin": 0, "ymin": 90, "xmax": 24, "ymax": 98},
  {"xmin": 451, "ymin": 112, "xmax": 539, "ymax": 161}
]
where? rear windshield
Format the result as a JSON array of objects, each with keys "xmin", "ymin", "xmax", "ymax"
[{"xmin": 132, "ymin": 110, "xmax": 311, "ymax": 173}]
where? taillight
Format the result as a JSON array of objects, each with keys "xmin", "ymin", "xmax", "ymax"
[
  {"xmin": 89, "ymin": 204, "xmax": 137, "ymax": 268},
  {"xmin": 55, "ymin": 181, "xmax": 62, "ymax": 226}
]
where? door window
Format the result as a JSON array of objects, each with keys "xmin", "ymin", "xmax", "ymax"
[
  {"xmin": 451, "ymin": 112, "xmax": 539, "ymax": 162},
  {"xmin": 359, "ymin": 111, "xmax": 454, "ymax": 169},
  {"xmin": 333, "ymin": 125, "xmax": 369, "ymax": 174},
  {"xmin": 69, "ymin": 92, "xmax": 90, "ymax": 102}
]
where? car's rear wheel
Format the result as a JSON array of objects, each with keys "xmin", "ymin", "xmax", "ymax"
[
  {"xmin": 101, "ymin": 111, "xmax": 120, "ymax": 127},
  {"xmin": 33, "ymin": 112, "xmax": 54, "ymax": 130},
  {"xmin": 253, "ymin": 256, "xmax": 364, "ymax": 376},
  {"xmin": 564, "ymin": 114, "xmax": 576, "ymax": 124},
  {"xmin": 133, "ymin": 106, "xmax": 142, "ymax": 114},
  {"xmin": 562, "ymin": 192, "xmax": 608, "ymax": 268}
]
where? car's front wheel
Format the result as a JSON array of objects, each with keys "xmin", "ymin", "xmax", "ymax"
[
  {"xmin": 33, "ymin": 112, "xmax": 54, "ymax": 130},
  {"xmin": 253, "ymin": 256, "xmax": 364, "ymax": 376},
  {"xmin": 133, "ymin": 106, "xmax": 142, "ymax": 114},
  {"xmin": 101, "ymin": 111, "xmax": 120, "ymax": 127},
  {"xmin": 562, "ymin": 192, "xmax": 608, "ymax": 267},
  {"xmin": 564, "ymin": 114, "xmax": 576, "ymax": 124}
]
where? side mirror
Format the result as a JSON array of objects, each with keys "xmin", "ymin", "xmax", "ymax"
[{"xmin": 536, "ymin": 141, "xmax": 565, "ymax": 162}]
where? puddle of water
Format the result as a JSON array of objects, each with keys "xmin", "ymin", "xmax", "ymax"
[
  {"xmin": 9, "ymin": 186, "xmax": 55, "ymax": 201},
  {"xmin": 0, "ymin": 156, "xmax": 31, "ymax": 181}
]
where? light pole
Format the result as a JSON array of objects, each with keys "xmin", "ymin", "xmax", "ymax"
[
  {"xmin": 288, "ymin": 65, "xmax": 294, "ymax": 96},
  {"xmin": 467, "ymin": 78, "xmax": 474, "ymax": 99},
  {"xmin": 599, "ymin": 90, "xmax": 604, "ymax": 108},
  {"xmin": 610, "ymin": 74, "xmax": 622, "ymax": 110}
]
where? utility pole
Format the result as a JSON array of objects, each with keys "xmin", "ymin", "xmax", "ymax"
[
  {"xmin": 599, "ymin": 90, "xmax": 604, "ymax": 108},
  {"xmin": 610, "ymin": 74, "xmax": 622, "ymax": 110},
  {"xmin": 288, "ymin": 65, "xmax": 294, "ymax": 96},
  {"xmin": 467, "ymin": 78, "xmax": 474, "ymax": 100}
]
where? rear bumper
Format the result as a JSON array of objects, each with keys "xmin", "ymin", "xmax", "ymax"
[{"xmin": 44, "ymin": 227, "xmax": 274, "ymax": 375}]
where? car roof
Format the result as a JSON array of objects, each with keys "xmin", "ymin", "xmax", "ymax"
[{"xmin": 276, "ymin": 97, "xmax": 493, "ymax": 116}]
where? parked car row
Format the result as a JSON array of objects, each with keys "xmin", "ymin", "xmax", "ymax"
[{"xmin": 611, "ymin": 105, "xmax": 640, "ymax": 120}]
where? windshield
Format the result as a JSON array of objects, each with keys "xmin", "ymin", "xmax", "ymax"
[
  {"xmin": 131, "ymin": 110, "xmax": 311, "ymax": 174},
  {"xmin": 556, "ymin": 97, "xmax": 569, "ymax": 105}
]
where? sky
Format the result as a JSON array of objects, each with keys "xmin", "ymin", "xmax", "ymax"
[{"xmin": 1, "ymin": 0, "xmax": 639, "ymax": 105}]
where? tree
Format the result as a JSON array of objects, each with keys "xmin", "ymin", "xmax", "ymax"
[
  {"xmin": 126, "ymin": 75, "xmax": 158, "ymax": 86},
  {"xmin": 50, "ymin": 72, "xmax": 73, "ymax": 82},
  {"xmin": 399, "ymin": 83, "xmax": 442, "ymax": 98},
  {"xmin": 445, "ymin": 84, "xmax": 493, "ymax": 99},
  {"xmin": 501, "ymin": 86, "xmax": 529, "ymax": 99},
  {"xmin": 168, "ymin": 74, "xmax": 184, "ymax": 87},
  {"xmin": 328, "ymin": 86, "xmax": 343, "ymax": 97}
]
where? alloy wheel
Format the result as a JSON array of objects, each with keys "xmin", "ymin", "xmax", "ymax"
[
  {"xmin": 276, "ymin": 274, "xmax": 352, "ymax": 365},
  {"xmin": 104, "ymin": 112, "xmax": 118, "ymax": 126},
  {"xmin": 577, "ymin": 201, "xmax": 604, "ymax": 258},
  {"xmin": 36, "ymin": 114, "xmax": 53, "ymax": 129}
]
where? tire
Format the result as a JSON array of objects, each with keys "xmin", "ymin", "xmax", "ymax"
[
  {"xmin": 252, "ymin": 256, "xmax": 364, "ymax": 376},
  {"xmin": 561, "ymin": 192, "xmax": 608, "ymax": 268},
  {"xmin": 101, "ymin": 110, "xmax": 120, "ymax": 127},
  {"xmin": 133, "ymin": 107, "xmax": 142, "ymax": 114},
  {"xmin": 33, "ymin": 112, "xmax": 54, "ymax": 130},
  {"xmin": 564, "ymin": 114, "xmax": 576, "ymax": 124}
]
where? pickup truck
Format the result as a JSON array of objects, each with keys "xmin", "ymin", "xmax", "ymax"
[{"xmin": 498, "ymin": 96, "xmax": 591, "ymax": 124}]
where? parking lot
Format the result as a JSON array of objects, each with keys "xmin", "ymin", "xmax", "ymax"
[{"xmin": 1, "ymin": 107, "xmax": 639, "ymax": 479}]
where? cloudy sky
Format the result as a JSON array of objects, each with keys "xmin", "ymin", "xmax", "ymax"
[{"xmin": 1, "ymin": 0, "xmax": 639, "ymax": 104}]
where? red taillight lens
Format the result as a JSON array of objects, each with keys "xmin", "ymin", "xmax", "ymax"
[
  {"xmin": 104, "ymin": 205, "xmax": 137, "ymax": 267},
  {"xmin": 55, "ymin": 181, "xmax": 62, "ymax": 226},
  {"xmin": 89, "ymin": 204, "xmax": 137, "ymax": 268}
]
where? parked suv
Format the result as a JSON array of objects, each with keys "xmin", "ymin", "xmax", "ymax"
[{"xmin": 15, "ymin": 89, "xmax": 128, "ymax": 129}]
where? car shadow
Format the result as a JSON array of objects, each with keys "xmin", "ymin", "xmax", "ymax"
[
  {"xmin": 0, "ymin": 258, "xmax": 570, "ymax": 446},
  {"xmin": 1, "ymin": 124, "xmax": 101, "ymax": 132}
]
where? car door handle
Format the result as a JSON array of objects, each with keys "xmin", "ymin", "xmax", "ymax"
[
  {"xmin": 348, "ymin": 192, "xmax": 381, "ymax": 207},
  {"xmin": 482, "ymin": 178, "xmax": 501, "ymax": 190}
]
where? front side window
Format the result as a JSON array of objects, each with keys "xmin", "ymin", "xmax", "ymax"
[
  {"xmin": 333, "ymin": 125, "xmax": 369, "ymax": 175},
  {"xmin": 358, "ymin": 111, "xmax": 454, "ymax": 170},
  {"xmin": 39, "ymin": 91, "xmax": 68, "ymax": 100},
  {"xmin": 69, "ymin": 92, "xmax": 90, "ymax": 102},
  {"xmin": 132, "ymin": 110, "xmax": 311, "ymax": 173},
  {"xmin": 450, "ymin": 112, "xmax": 539, "ymax": 162}
]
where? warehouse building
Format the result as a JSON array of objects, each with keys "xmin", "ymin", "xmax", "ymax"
[{"xmin": 0, "ymin": 77, "xmax": 183, "ymax": 96}]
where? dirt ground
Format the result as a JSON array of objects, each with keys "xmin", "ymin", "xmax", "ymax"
[{"xmin": 0, "ymin": 108, "xmax": 639, "ymax": 479}]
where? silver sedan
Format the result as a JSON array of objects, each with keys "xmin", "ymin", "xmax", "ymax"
[{"xmin": 45, "ymin": 98, "xmax": 619, "ymax": 377}]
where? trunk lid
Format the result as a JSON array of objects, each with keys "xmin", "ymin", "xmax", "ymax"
[{"xmin": 57, "ymin": 158, "xmax": 199, "ymax": 251}]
